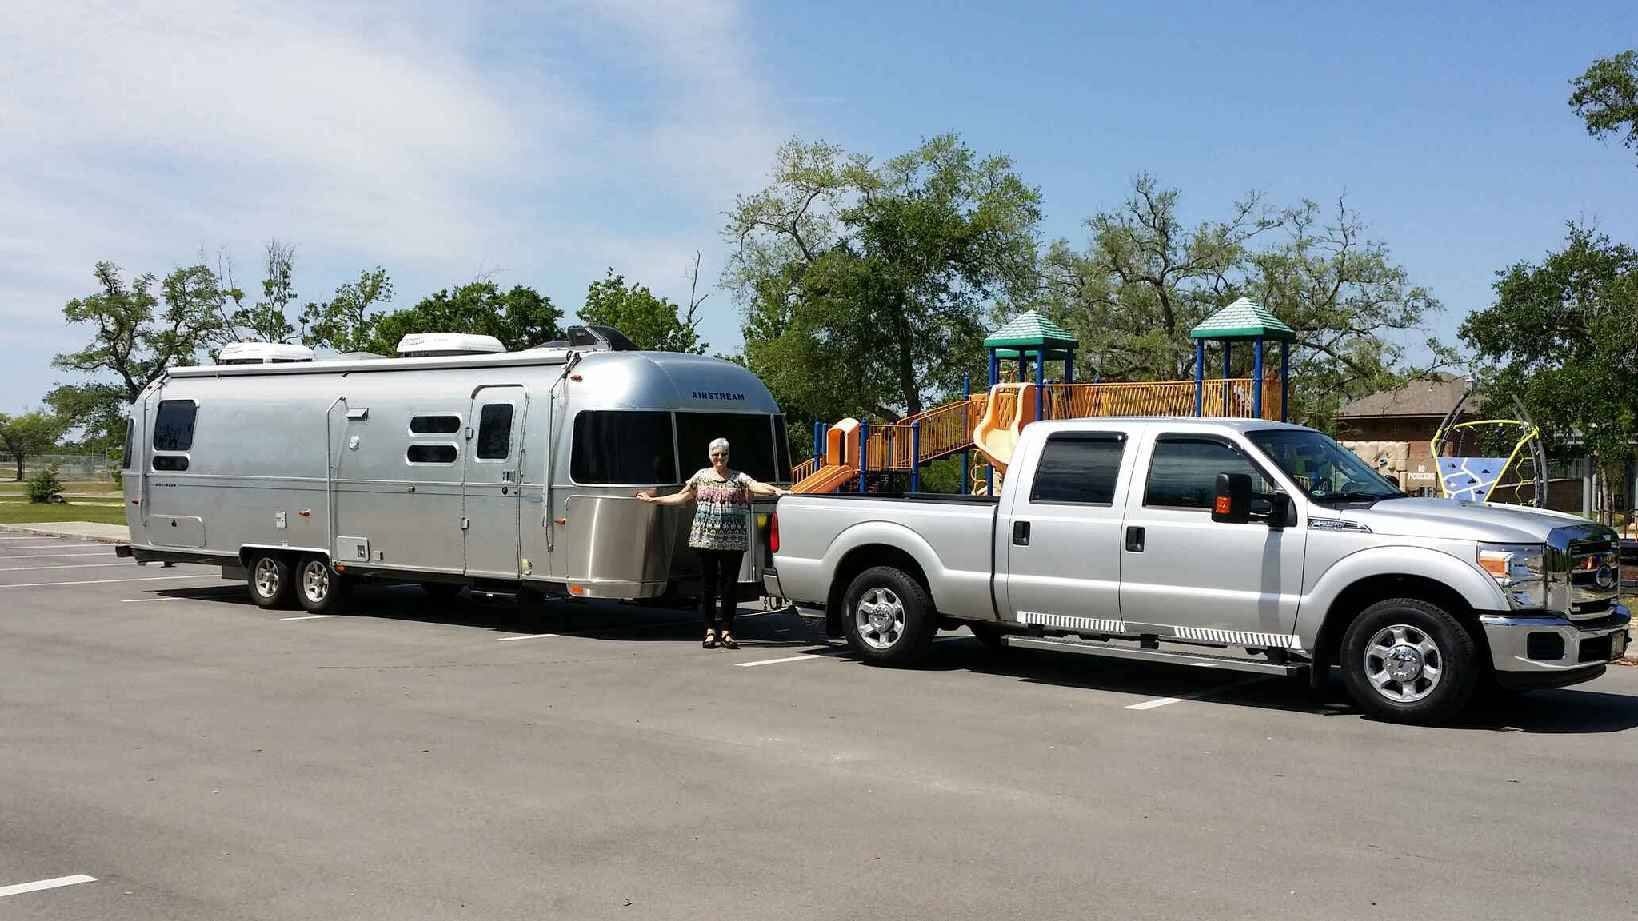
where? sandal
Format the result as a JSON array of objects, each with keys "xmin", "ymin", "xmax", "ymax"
[
  {"xmin": 719, "ymin": 631, "xmax": 740, "ymax": 650},
  {"xmin": 703, "ymin": 630, "xmax": 719, "ymax": 649}
]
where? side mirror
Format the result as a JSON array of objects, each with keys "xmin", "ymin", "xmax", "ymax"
[
  {"xmin": 1266, "ymin": 492, "xmax": 1294, "ymax": 529},
  {"xmin": 1212, "ymin": 472, "xmax": 1252, "ymax": 524}
]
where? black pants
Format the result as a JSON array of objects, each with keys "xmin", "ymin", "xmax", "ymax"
[{"xmin": 697, "ymin": 549, "xmax": 743, "ymax": 632}]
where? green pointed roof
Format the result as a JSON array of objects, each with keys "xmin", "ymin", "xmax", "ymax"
[
  {"xmin": 984, "ymin": 311, "xmax": 1077, "ymax": 349},
  {"xmin": 1189, "ymin": 297, "xmax": 1296, "ymax": 342}
]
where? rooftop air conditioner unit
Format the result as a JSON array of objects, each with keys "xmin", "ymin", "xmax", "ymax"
[
  {"xmin": 394, "ymin": 333, "xmax": 508, "ymax": 357},
  {"xmin": 217, "ymin": 342, "xmax": 316, "ymax": 365}
]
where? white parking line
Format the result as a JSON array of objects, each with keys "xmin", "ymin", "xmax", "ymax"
[
  {"xmin": 497, "ymin": 633, "xmax": 559, "ymax": 642},
  {"xmin": 736, "ymin": 654, "xmax": 822, "ymax": 668},
  {"xmin": 0, "ymin": 561, "xmax": 133, "ymax": 573},
  {"xmin": 280, "ymin": 614, "xmax": 331, "ymax": 621},
  {"xmin": 1125, "ymin": 676, "xmax": 1270, "ymax": 711},
  {"xmin": 1125, "ymin": 696, "xmax": 1183, "ymax": 710},
  {"xmin": 0, "ymin": 550, "xmax": 113, "ymax": 559},
  {"xmin": 121, "ymin": 597, "xmax": 184, "ymax": 603},
  {"xmin": 0, "ymin": 574, "xmax": 204, "ymax": 590},
  {"xmin": 0, "ymin": 874, "xmax": 97, "ymax": 898},
  {"xmin": 0, "ymin": 543, "xmax": 99, "ymax": 550}
]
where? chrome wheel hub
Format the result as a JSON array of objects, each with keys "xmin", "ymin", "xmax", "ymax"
[
  {"xmin": 302, "ymin": 562, "xmax": 329, "ymax": 602},
  {"xmin": 854, "ymin": 587, "xmax": 906, "ymax": 650},
  {"xmin": 1364, "ymin": 623, "xmax": 1443, "ymax": 703},
  {"xmin": 253, "ymin": 558, "xmax": 280, "ymax": 597}
]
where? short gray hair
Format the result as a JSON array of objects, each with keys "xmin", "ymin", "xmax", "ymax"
[{"xmin": 708, "ymin": 437, "xmax": 731, "ymax": 456}]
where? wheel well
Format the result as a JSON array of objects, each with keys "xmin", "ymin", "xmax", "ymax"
[
  {"xmin": 1316, "ymin": 574, "xmax": 1489, "ymax": 665},
  {"xmin": 238, "ymin": 547, "xmax": 306, "ymax": 568},
  {"xmin": 824, "ymin": 544, "xmax": 933, "ymax": 637}
]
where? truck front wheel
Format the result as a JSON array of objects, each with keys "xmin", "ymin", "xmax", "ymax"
[
  {"xmin": 843, "ymin": 566, "xmax": 936, "ymax": 666},
  {"xmin": 1340, "ymin": 598, "xmax": 1478, "ymax": 725}
]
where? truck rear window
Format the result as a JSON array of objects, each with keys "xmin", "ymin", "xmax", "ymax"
[
  {"xmin": 1029, "ymin": 434, "xmax": 1125, "ymax": 505},
  {"xmin": 571, "ymin": 411, "xmax": 678, "ymax": 484}
]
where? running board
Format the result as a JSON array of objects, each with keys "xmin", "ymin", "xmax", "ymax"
[{"xmin": 1006, "ymin": 636, "xmax": 1306, "ymax": 677}]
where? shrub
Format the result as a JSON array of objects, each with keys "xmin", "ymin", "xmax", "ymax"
[
  {"xmin": 26, "ymin": 465, "xmax": 64, "ymax": 503},
  {"xmin": 110, "ymin": 468, "xmax": 123, "ymax": 489}
]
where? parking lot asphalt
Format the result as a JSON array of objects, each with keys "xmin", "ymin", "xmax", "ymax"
[{"xmin": 2, "ymin": 535, "xmax": 1636, "ymax": 921}]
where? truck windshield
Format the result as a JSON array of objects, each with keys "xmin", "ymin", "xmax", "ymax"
[{"xmin": 1245, "ymin": 429, "xmax": 1405, "ymax": 504}]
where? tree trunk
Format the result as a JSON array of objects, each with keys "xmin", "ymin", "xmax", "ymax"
[{"xmin": 15, "ymin": 456, "xmax": 24, "ymax": 481}]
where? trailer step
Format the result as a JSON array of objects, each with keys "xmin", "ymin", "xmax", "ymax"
[{"xmin": 1006, "ymin": 636, "xmax": 1306, "ymax": 677}]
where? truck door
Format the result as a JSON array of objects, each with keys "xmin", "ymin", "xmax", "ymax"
[
  {"xmin": 1117, "ymin": 432, "xmax": 1306, "ymax": 644},
  {"xmin": 1000, "ymin": 431, "xmax": 1130, "ymax": 630},
  {"xmin": 462, "ymin": 386, "xmax": 527, "ymax": 580}
]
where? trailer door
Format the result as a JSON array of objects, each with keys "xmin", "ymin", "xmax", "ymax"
[{"xmin": 463, "ymin": 386, "xmax": 527, "ymax": 580}]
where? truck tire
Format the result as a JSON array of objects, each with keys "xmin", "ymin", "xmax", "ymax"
[
  {"xmin": 1340, "ymin": 598, "xmax": 1478, "ymax": 725},
  {"xmin": 843, "ymin": 566, "xmax": 937, "ymax": 666},
  {"xmin": 296, "ymin": 555, "xmax": 349, "ymax": 614},
  {"xmin": 247, "ymin": 552, "xmax": 295, "ymax": 609}
]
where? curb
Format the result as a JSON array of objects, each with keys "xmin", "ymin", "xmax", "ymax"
[{"xmin": 0, "ymin": 524, "xmax": 129, "ymax": 545}]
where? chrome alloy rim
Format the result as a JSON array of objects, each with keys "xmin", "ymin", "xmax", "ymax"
[
  {"xmin": 1363, "ymin": 623, "xmax": 1443, "ymax": 703},
  {"xmin": 253, "ymin": 557, "xmax": 282, "ymax": 599},
  {"xmin": 855, "ymin": 587, "xmax": 906, "ymax": 650}
]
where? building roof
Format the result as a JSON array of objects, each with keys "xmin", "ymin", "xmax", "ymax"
[
  {"xmin": 984, "ymin": 311, "xmax": 1077, "ymax": 349},
  {"xmin": 1336, "ymin": 375, "xmax": 1469, "ymax": 419},
  {"xmin": 1189, "ymin": 297, "xmax": 1296, "ymax": 342}
]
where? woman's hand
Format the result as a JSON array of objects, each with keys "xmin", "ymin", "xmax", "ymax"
[{"xmin": 635, "ymin": 491, "xmax": 656, "ymax": 503}]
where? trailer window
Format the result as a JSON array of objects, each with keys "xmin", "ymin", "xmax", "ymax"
[
  {"xmin": 406, "ymin": 444, "xmax": 458, "ymax": 464},
  {"xmin": 675, "ymin": 413, "xmax": 779, "ymax": 482},
  {"xmin": 476, "ymin": 404, "xmax": 514, "ymax": 459},
  {"xmin": 410, "ymin": 415, "xmax": 461, "ymax": 435},
  {"xmin": 1029, "ymin": 434, "xmax": 1125, "ymax": 505},
  {"xmin": 121, "ymin": 419, "xmax": 134, "ymax": 470},
  {"xmin": 571, "ymin": 411, "xmax": 677, "ymax": 484},
  {"xmin": 152, "ymin": 400, "xmax": 197, "ymax": 451},
  {"xmin": 152, "ymin": 455, "xmax": 189, "ymax": 471}
]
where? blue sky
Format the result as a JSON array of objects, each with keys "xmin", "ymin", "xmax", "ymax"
[{"xmin": 3, "ymin": 0, "xmax": 1636, "ymax": 413}]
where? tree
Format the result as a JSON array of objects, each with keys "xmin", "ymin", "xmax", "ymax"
[
  {"xmin": 300, "ymin": 268, "xmax": 395, "ymax": 353},
  {"xmin": 0, "ymin": 410, "xmax": 67, "ymax": 481},
  {"xmin": 579, "ymin": 265, "xmax": 706, "ymax": 353},
  {"xmin": 1461, "ymin": 224, "xmax": 1638, "ymax": 522},
  {"xmin": 233, "ymin": 240, "xmax": 298, "ymax": 343},
  {"xmin": 726, "ymin": 134, "xmax": 1042, "ymax": 430},
  {"xmin": 54, "ymin": 261, "xmax": 234, "ymax": 403},
  {"xmin": 43, "ymin": 382, "xmax": 127, "ymax": 455},
  {"xmin": 1570, "ymin": 49, "xmax": 1638, "ymax": 165},
  {"xmin": 365, "ymin": 282, "xmax": 563, "ymax": 353}
]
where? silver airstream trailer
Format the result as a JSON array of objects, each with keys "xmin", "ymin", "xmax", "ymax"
[{"xmin": 116, "ymin": 327, "xmax": 793, "ymax": 614}]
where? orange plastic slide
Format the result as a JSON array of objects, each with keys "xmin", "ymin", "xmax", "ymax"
[
  {"xmin": 971, "ymin": 383, "xmax": 1037, "ymax": 472},
  {"xmin": 791, "ymin": 418, "xmax": 861, "ymax": 494}
]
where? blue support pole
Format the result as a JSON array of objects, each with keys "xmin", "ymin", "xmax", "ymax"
[
  {"xmin": 910, "ymin": 422, "xmax": 921, "ymax": 494},
  {"xmin": 858, "ymin": 420, "xmax": 869, "ymax": 494},
  {"xmin": 1221, "ymin": 339, "xmax": 1232, "ymax": 413},
  {"xmin": 988, "ymin": 350, "xmax": 1000, "ymax": 388},
  {"xmin": 1280, "ymin": 340, "xmax": 1291, "ymax": 423},
  {"xmin": 1033, "ymin": 349, "xmax": 1045, "ymax": 421},
  {"xmin": 813, "ymin": 420, "xmax": 825, "ymax": 465},
  {"xmin": 1193, "ymin": 339, "xmax": 1205, "ymax": 416},
  {"xmin": 1065, "ymin": 351, "xmax": 1074, "ymax": 385},
  {"xmin": 1252, "ymin": 336, "xmax": 1265, "ymax": 419}
]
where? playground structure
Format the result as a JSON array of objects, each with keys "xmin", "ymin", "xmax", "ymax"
[
  {"xmin": 1429, "ymin": 387, "xmax": 1548, "ymax": 507},
  {"xmin": 790, "ymin": 299, "xmax": 1296, "ymax": 494}
]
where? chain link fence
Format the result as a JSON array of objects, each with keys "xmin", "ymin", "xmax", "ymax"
[{"xmin": 0, "ymin": 453, "xmax": 114, "ymax": 482}]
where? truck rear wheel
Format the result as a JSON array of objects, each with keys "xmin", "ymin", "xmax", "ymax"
[
  {"xmin": 296, "ymin": 555, "xmax": 349, "ymax": 614},
  {"xmin": 1340, "ymin": 598, "xmax": 1478, "ymax": 725},
  {"xmin": 843, "ymin": 566, "xmax": 936, "ymax": 666},
  {"xmin": 248, "ymin": 552, "xmax": 295, "ymax": 609}
]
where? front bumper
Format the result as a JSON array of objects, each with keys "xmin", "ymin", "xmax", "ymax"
[{"xmin": 1479, "ymin": 604, "xmax": 1630, "ymax": 685}]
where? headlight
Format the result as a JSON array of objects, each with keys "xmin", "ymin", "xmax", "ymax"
[{"xmin": 1477, "ymin": 543, "xmax": 1547, "ymax": 610}]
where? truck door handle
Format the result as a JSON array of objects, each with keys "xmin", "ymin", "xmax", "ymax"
[
  {"xmin": 1125, "ymin": 526, "xmax": 1145, "ymax": 552},
  {"xmin": 1012, "ymin": 521, "xmax": 1030, "ymax": 546}
]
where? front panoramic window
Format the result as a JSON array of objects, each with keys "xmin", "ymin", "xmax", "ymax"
[
  {"xmin": 1247, "ymin": 428, "xmax": 1404, "ymax": 504},
  {"xmin": 675, "ymin": 413, "xmax": 779, "ymax": 482},
  {"xmin": 571, "ymin": 411, "xmax": 677, "ymax": 484}
]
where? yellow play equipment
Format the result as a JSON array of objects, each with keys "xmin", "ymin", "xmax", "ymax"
[{"xmin": 969, "ymin": 383, "xmax": 1037, "ymax": 471}]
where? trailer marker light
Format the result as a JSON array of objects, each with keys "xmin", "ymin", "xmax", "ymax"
[{"xmin": 569, "ymin": 584, "xmax": 586, "ymax": 596}]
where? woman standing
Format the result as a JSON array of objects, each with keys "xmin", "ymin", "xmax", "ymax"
[{"xmin": 637, "ymin": 437, "xmax": 785, "ymax": 648}]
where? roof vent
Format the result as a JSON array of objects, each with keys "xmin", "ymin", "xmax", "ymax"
[
  {"xmin": 564, "ymin": 324, "xmax": 638, "ymax": 351},
  {"xmin": 395, "ymin": 333, "xmax": 507, "ymax": 357},
  {"xmin": 217, "ymin": 342, "xmax": 316, "ymax": 365}
]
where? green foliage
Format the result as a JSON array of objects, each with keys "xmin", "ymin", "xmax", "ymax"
[
  {"xmin": 579, "ymin": 269, "xmax": 705, "ymax": 353},
  {"xmin": 0, "ymin": 410, "xmax": 68, "ymax": 481},
  {"xmin": 110, "ymin": 467, "xmax": 123, "ymax": 489},
  {"xmin": 727, "ymin": 134, "xmax": 1042, "ymax": 436},
  {"xmin": 365, "ymin": 282, "xmax": 564, "ymax": 353},
  {"xmin": 1042, "ymin": 178, "xmax": 1448, "ymax": 429},
  {"xmin": 232, "ymin": 240, "xmax": 298, "ymax": 343},
  {"xmin": 1570, "ymin": 49, "xmax": 1638, "ymax": 165},
  {"xmin": 55, "ymin": 262, "xmax": 235, "ymax": 402},
  {"xmin": 44, "ymin": 382, "xmax": 127, "ymax": 455},
  {"xmin": 300, "ymin": 267, "xmax": 395, "ymax": 353},
  {"xmin": 1461, "ymin": 223, "xmax": 1638, "ymax": 518},
  {"xmin": 26, "ymin": 465, "xmax": 64, "ymax": 503}
]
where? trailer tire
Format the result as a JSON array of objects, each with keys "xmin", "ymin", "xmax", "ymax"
[
  {"xmin": 842, "ymin": 566, "xmax": 936, "ymax": 666},
  {"xmin": 296, "ymin": 555, "xmax": 349, "ymax": 614},
  {"xmin": 247, "ymin": 552, "xmax": 295, "ymax": 609},
  {"xmin": 1340, "ymin": 597, "xmax": 1478, "ymax": 725}
]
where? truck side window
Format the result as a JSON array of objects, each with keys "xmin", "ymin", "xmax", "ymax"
[
  {"xmin": 152, "ymin": 400, "xmax": 197, "ymax": 451},
  {"xmin": 1144, "ymin": 437, "xmax": 1273, "ymax": 511},
  {"xmin": 1029, "ymin": 433, "xmax": 1125, "ymax": 505},
  {"xmin": 571, "ymin": 411, "xmax": 678, "ymax": 484},
  {"xmin": 475, "ymin": 404, "xmax": 514, "ymax": 460},
  {"xmin": 410, "ymin": 415, "xmax": 461, "ymax": 435}
]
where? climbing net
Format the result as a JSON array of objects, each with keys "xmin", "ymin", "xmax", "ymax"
[{"xmin": 1430, "ymin": 393, "xmax": 1547, "ymax": 507}]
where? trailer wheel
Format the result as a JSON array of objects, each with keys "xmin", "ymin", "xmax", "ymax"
[
  {"xmin": 842, "ymin": 566, "xmax": 936, "ymax": 666},
  {"xmin": 296, "ymin": 555, "xmax": 349, "ymax": 614},
  {"xmin": 247, "ymin": 553, "xmax": 295, "ymax": 609},
  {"xmin": 1340, "ymin": 598, "xmax": 1478, "ymax": 725}
]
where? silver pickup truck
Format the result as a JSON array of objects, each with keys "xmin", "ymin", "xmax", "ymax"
[{"xmin": 766, "ymin": 418, "xmax": 1631, "ymax": 724}]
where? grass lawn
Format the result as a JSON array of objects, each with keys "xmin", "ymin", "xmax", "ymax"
[
  {"xmin": 0, "ymin": 480, "xmax": 119, "ymax": 496},
  {"xmin": 0, "ymin": 501, "xmax": 129, "ymax": 526}
]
